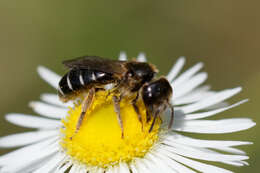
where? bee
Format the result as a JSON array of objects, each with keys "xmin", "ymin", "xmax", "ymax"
[
  {"xmin": 58, "ymin": 56, "xmax": 158, "ymax": 138},
  {"xmin": 141, "ymin": 77, "xmax": 174, "ymax": 132}
]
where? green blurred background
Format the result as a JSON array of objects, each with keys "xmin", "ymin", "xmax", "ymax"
[{"xmin": 0, "ymin": 0, "xmax": 259, "ymax": 172}]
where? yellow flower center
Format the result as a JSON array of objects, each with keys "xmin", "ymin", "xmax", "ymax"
[{"xmin": 60, "ymin": 91, "xmax": 161, "ymax": 168}]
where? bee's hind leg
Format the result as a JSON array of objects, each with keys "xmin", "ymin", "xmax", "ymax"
[
  {"xmin": 113, "ymin": 95, "xmax": 124, "ymax": 138},
  {"xmin": 70, "ymin": 87, "xmax": 95, "ymax": 140}
]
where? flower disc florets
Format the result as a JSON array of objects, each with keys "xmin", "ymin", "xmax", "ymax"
[{"xmin": 60, "ymin": 91, "xmax": 161, "ymax": 168}]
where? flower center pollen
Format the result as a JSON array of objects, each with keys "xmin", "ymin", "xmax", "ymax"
[{"xmin": 60, "ymin": 91, "xmax": 161, "ymax": 168}]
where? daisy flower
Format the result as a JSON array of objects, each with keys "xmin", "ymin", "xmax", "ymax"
[{"xmin": 0, "ymin": 52, "xmax": 255, "ymax": 173}]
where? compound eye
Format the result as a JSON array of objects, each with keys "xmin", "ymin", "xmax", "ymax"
[{"xmin": 142, "ymin": 86, "xmax": 153, "ymax": 104}]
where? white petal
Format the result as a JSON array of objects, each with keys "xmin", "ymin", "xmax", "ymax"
[
  {"xmin": 40, "ymin": 93, "xmax": 73, "ymax": 108},
  {"xmin": 139, "ymin": 156, "xmax": 168, "ymax": 173},
  {"xmin": 146, "ymin": 152, "xmax": 179, "ymax": 173},
  {"xmin": 240, "ymin": 161, "xmax": 249, "ymax": 166},
  {"xmin": 118, "ymin": 51, "xmax": 127, "ymax": 61},
  {"xmin": 129, "ymin": 163, "xmax": 139, "ymax": 173},
  {"xmin": 173, "ymin": 72, "xmax": 207, "ymax": 99},
  {"xmin": 159, "ymin": 149, "xmax": 233, "ymax": 173},
  {"xmin": 205, "ymin": 101, "xmax": 229, "ymax": 110},
  {"xmin": 151, "ymin": 151, "xmax": 195, "ymax": 173},
  {"xmin": 0, "ymin": 137, "xmax": 57, "ymax": 165},
  {"xmin": 106, "ymin": 166, "xmax": 116, "ymax": 173},
  {"xmin": 183, "ymin": 99, "xmax": 248, "ymax": 120},
  {"xmin": 0, "ymin": 142, "xmax": 59, "ymax": 173},
  {"xmin": 37, "ymin": 66, "xmax": 61, "ymax": 89},
  {"xmin": 69, "ymin": 165, "xmax": 76, "ymax": 173},
  {"xmin": 78, "ymin": 166, "xmax": 87, "ymax": 173},
  {"xmin": 166, "ymin": 57, "xmax": 186, "ymax": 82},
  {"xmin": 173, "ymin": 85, "xmax": 213, "ymax": 105},
  {"xmin": 217, "ymin": 147, "xmax": 246, "ymax": 155},
  {"xmin": 137, "ymin": 53, "xmax": 147, "ymax": 62},
  {"xmin": 5, "ymin": 113, "xmax": 61, "ymax": 129},
  {"xmin": 33, "ymin": 153, "xmax": 65, "ymax": 173},
  {"xmin": 174, "ymin": 118, "xmax": 256, "ymax": 133},
  {"xmin": 29, "ymin": 101, "xmax": 68, "ymax": 119},
  {"xmin": 69, "ymin": 164, "xmax": 81, "ymax": 173},
  {"xmin": 167, "ymin": 133, "xmax": 252, "ymax": 155},
  {"xmin": 167, "ymin": 132, "xmax": 252, "ymax": 148},
  {"xmin": 56, "ymin": 161, "xmax": 72, "ymax": 173},
  {"xmin": 223, "ymin": 160, "xmax": 247, "ymax": 167},
  {"xmin": 0, "ymin": 130, "xmax": 58, "ymax": 148},
  {"xmin": 134, "ymin": 158, "xmax": 151, "ymax": 173},
  {"xmin": 193, "ymin": 147, "xmax": 248, "ymax": 166},
  {"xmin": 172, "ymin": 62, "xmax": 203, "ymax": 88},
  {"xmin": 178, "ymin": 87, "xmax": 242, "ymax": 113},
  {"xmin": 161, "ymin": 143, "xmax": 249, "ymax": 162},
  {"xmin": 98, "ymin": 168, "xmax": 105, "ymax": 173},
  {"xmin": 139, "ymin": 158, "xmax": 165, "ymax": 173},
  {"xmin": 118, "ymin": 163, "xmax": 130, "ymax": 173},
  {"xmin": 0, "ymin": 158, "xmax": 48, "ymax": 173}
]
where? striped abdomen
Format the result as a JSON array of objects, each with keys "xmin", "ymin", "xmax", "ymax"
[{"xmin": 58, "ymin": 68, "xmax": 116, "ymax": 102}]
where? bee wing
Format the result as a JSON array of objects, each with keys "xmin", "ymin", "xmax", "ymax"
[{"xmin": 63, "ymin": 56, "xmax": 127, "ymax": 75}]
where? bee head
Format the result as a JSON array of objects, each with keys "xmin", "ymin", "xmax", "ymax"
[{"xmin": 142, "ymin": 77, "xmax": 172, "ymax": 106}]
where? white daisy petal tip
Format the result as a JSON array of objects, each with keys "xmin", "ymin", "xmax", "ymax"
[
  {"xmin": 28, "ymin": 101, "xmax": 67, "ymax": 119},
  {"xmin": 37, "ymin": 66, "xmax": 52, "ymax": 79},
  {"xmin": 5, "ymin": 113, "xmax": 24, "ymax": 123},
  {"xmin": 118, "ymin": 51, "xmax": 127, "ymax": 61},
  {"xmin": 167, "ymin": 56, "xmax": 186, "ymax": 81},
  {"xmin": 28, "ymin": 101, "xmax": 37, "ymax": 109},
  {"xmin": 5, "ymin": 113, "xmax": 61, "ymax": 129},
  {"xmin": 175, "ymin": 56, "xmax": 186, "ymax": 66},
  {"xmin": 137, "ymin": 52, "xmax": 147, "ymax": 62},
  {"xmin": 37, "ymin": 65, "xmax": 61, "ymax": 89},
  {"xmin": 235, "ymin": 86, "xmax": 242, "ymax": 92}
]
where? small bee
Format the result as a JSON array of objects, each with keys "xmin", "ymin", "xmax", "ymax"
[
  {"xmin": 141, "ymin": 77, "xmax": 174, "ymax": 132},
  {"xmin": 58, "ymin": 56, "xmax": 158, "ymax": 138}
]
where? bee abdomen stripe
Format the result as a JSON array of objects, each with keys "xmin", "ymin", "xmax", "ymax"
[
  {"xmin": 58, "ymin": 85, "xmax": 65, "ymax": 96},
  {"xmin": 67, "ymin": 72, "xmax": 74, "ymax": 91},
  {"xmin": 91, "ymin": 72, "xmax": 96, "ymax": 80},
  {"xmin": 79, "ymin": 71, "xmax": 85, "ymax": 86}
]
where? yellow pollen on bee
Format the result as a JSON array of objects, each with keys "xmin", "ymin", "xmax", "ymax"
[{"xmin": 60, "ymin": 91, "xmax": 161, "ymax": 168}]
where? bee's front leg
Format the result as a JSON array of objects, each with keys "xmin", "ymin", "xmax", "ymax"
[{"xmin": 113, "ymin": 95, "xmax": 124, "ymax": 138}]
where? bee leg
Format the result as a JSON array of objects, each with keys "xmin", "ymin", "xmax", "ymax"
[
  {"xmin": 148, "ymin": 105, "xmax": 162, "ymax": 133},
  {"xmin": 132, "ymin": 93, "xmax": 143, "ymax": 130},
  {"xmin": 146, "ymin": 105, "xmax": 153, "ymax": 123},
  {"xmin": 168, "ymin": 103, "xmax": 174, "ymax": 129},
  {"xmin": 113, "ymin": 95, "xmax": 124, "ymax": 138},
  {"xmin": 149, "ymin": 112, "xmax": 158, "ymax": 133},
  {"xmin": 70, "ymin": 88, "xmax": 95, "ymax": 140}
]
